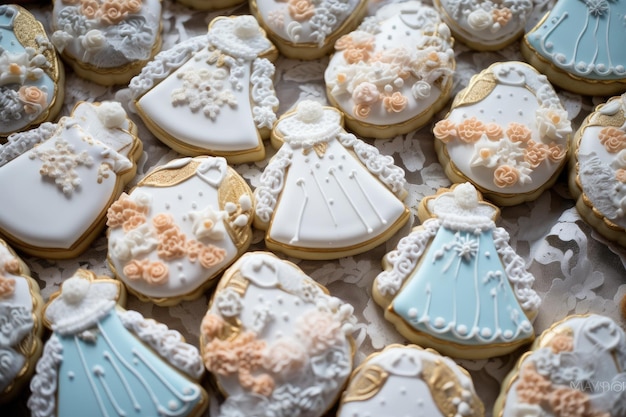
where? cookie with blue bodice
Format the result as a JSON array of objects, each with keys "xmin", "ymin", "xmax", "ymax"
[
  {"xmin": 373, "ymin": 183, "xmax": 541, "ymax": 359},
  {"xmin": 128, "ymin": 15, "xmax": 278, "ymax": 164},
  {"xmin": 0, "ymin": 101, "xmax": 142, "ymax": 259},
  {"xmin": 27, "ymin": 269, "xmax": 209, "ymax": 417},
  {"xmin": 337, "ymin": 344, "xmax": 485, "ymax": 417},
  {"xmin": 200, "ymin": 251, "xmax": 356, "ymax": 417},
  {"xmin": 522, "ymin": 0, "xmax": 626, "ymax": 95},
  {"xmin": 494, "ymin": 314, "xmax": 626, "ymax": 417},
  {"xmin": 0, "ymin": 239, "xmax": 43, "ymax": 404},
  {"xmin": 0, "ymin": 4, "xmax": 64, "ymax": 138},
  {"xmin": 50, "ymin": 0, "xmax": 162, "ymax": 85}
]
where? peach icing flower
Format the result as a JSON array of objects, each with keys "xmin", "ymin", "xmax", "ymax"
[
  {"xmin": 457, "ymin": 117, "xmax": 486, "ymax": 143},
  {"xmin": 107, "ymin": 193, "xmax": 146, "ymax": 228},
  {"xmin": 493, "ymin": 165, "xmax": 519, "ymax": 188},
  {"xmin": 242, "ymin": 372, "xmax": 275, "ymax": 396},
  {"xmin": 383, "ymin": 92, "xmax": 408, "ymax": 113},
  {"xmin": 433, "ymin": 119, "xmax": 457, "ymax": 143},
  {"xmin": 616, "ymin": 169, "xmax": 626, "ymax": 183},
  {"xmin": 524, "ymin": 140, "xmax": 549, "ymax": 168},
  {"xmin": 547, "ymin": 143, "xmax": 567, "ymax": 162},
  {"xmin": 598, "ymin": 126, "xmax": 626, "ymax": 153},
  {"xmin": 0, "ymin": 275, "xmax": 16, "ymax": 298},
  {"xmin": 100, "ymin": 0, "xmax": 129, "ymax": 25},
  {"xmin": 199, "ymin": 245, "xmax": 226, "ymax": 269},
  {"xmin": 288, "ymin": 0, "xmax": 315, "ymax": 21},
  {"xmin": 232, "ymin": 332, "xmax": 267, "ymax": 369},
  {"xmin": 152, "ymin": 213, "xmax": 176, "ymax": 233},
  {"xmin": 201, "ymin": 313, "xmax": 225, "ymax": 340},
  {"xmin": 143, "ymin": 261, "xmax": 168, "ymax": 285},
  {"xmin": 484, "ymin": 123, "xmax": 503, "ymax": 140},
  {"xmin": 296, "ymin": 310, "xmax": 343, "ymax": 355},
  {"xmin": 352, "ymin": 82, "xmax": 380, "ymax": 106},
  {"xmin": 3, "ymin": 257, "xmax": 20, "ymax": 275},
  {"xmin": 548, "ymin": 387, "xmax": 591, "ymax": 417},
  {"xmin": 262, "ymin": 337, "xmax": 307, "ymax": 376},
  {"xmin": 123, "ymin": 213, "xmax": 146, "ymax": 231},
  {"xmin": 548, "ymin": 333, "xmax": 574, "ymax": 353},
  {"xmin": 186, "ymin": 239, "xmax": 204, "ymax": 263},
  {"xmin": 80, "ymin": 0, "xmax": 100, "ymax": 19},
  {"xmin": 354, "ymin": 104, "xmax": 371, "ymax": 119},
  {"xmin": 492, "ymin": 7, "xmax": 512, "ymax": 26},
  {"xmin": 123, "ymin": 259, "xmax": 148, "ymax": 281},
  {"xmin": 334, "ymin": 35, "xmax": 354, "ymax": 51},
  {"xmin": 507, "ymin": 122, "xmax": 532, "ymax": 143},
  {"xmin": 157, "ymin": 227, "xmax": 187, "ymax": 260},
  {"xmin": 343, "ymin": 47, "xmax": 370, "ymax": 64},
  {"xmin": 18, "ymin": 86, "xmax": 47, "ymax": 114},
  {"xmin": 204, "ymin": 337, "xmax": 240, "ymax": 375},
  {"xmin": 515, "ymin": 363, "xmax": 552, "ymax": 404},
  {"xmin": 122, "ymin": 0, "xmax": 142, "ymax": 14}
]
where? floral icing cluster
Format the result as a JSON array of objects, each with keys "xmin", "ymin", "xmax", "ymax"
[
  {"xmin": 597, "ymin": 126, "xmax": 626, "ymax": 183},
  {"xmin": 171, "ymin": 66, "xmax": 237, "ymax": 120},
  {"xmin": 445, "ymin": 0, "xmax": 532, "ymax": 33},
  {"xmin": 59, "ymin": 0, "xmax": 143, "ymax": 25},
  {"xmin": 107, "ymin": 193, "xmax": 228, "ymax": 286},
  {"xmin": 330, "ymin": 28, "xmax": 453, "ymax": 119},
  {"xmin": 434, "ymin": 110, "xmax": 569, "ymax": 188},
  {"xmin": 0, "ymin": 252, "xmax": 20, "ymax": 298}
]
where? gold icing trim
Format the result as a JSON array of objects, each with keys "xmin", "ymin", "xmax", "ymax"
[
  {"xmin": 12, "ymin": 6, "xmax": 59, "ymax": 81},
  {"xmin": 342, "ymin": 365, "xmax": 389, "ymax": 403},
  {"xmin": 452, "ymin": 72, "xmax": 497, "ymax": 108},
  {"xmin": 423, "ymin": 358, "xmax": 485, "ymax": 416},
  {"xmin": 138, "ymin": 160, "xmax": 202, "ymax": 187},
  {"xmin": 218, "ymin": 168, "xmax": 254, "ymax": 249}
]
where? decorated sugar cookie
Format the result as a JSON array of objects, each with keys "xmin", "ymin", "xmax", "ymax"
[
  {"xmin": 337, "ymin": 344, "xmax": 485, "ymax": 417},
  {"xmin": 27, "ymin": 269, "xmax": 209, "ymax": 417},
  {"xmin": 129, "ymin": 15, "xmax": 278, "ymax": 163},
  {"xmin": 324, "ymin": 0, "xmax": 456, "ymax": 139},
  {"xmin": 522, "ymin": 0, "xmax": 626, "ymax": 96},
  {"xmin": 434, "ymin": 0, "xmax": 533, "ymax": 50},
  {"xmin": 50, "ymin": 0, "xmax": 162, "ymax": 85},
  {"xmin": 569, "ymin": 93, "xmax": 626, "ymax": 247},
  {"xmin": 107, "ymin": 156, "xmax": 255, "ymax": 306},
  {"xmin": 174, "ymin": 0, "xmax": 245, "ymax": 10},
  {"xmin": 0, "ymin": 4, "xmax": 64, "ymax": 138},
  {"xmin": 254, "ymin": 100, "xmax": 410, "ymax": 260},
  {"xmin": 0, "ymin": 101, "xmax": 142, "ymax": 259},
  {"xmin": 0, "ymin": 239, "xmax": 43, "ymax": 404},
  {"xmin": 434, "ymin": 61, "xmax": 571, "ymax": 206},
  {"xmin": 494, "ymin": 314, "xmax": 626, "ymax": 417},
  {"xmin": 373, "ymin": 183, "xmax": 541, "ymax": 359},
  {"xmin": 249, "ymin": 0, "xmax": 367, "ymax": 60},
  {"xmin": 200, "ymin": 251, "xmax": 356, "ymax": 417}
]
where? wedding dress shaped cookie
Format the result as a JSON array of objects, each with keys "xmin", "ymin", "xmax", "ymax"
[
  {"xmin": 324, "ymin": 0, "xmax": 456, "ymax": 139},
  {"xmin": 0, "ymin": 239, "xmax": 43, "ymax": 404},
  {"xmin": 129, "ymin": 15, "xmax": 278, "ymax": 163},
  {"xmin": 249, "ymin": 0, "xmax": 367, "ymax": 59},
  {"xmin": 434, "ymin": 61, "xmax": 571, "ymax": 206},
  {"xmin": 107, "ymin": 156, "xmax": 255, "ymax": 306},
  {"xmin": 254, "ymin": 100, "xmax": 410, "ymax": 260},
  {"xmin": 337, "ymin": 344, "xmax": 485, "ymax": 417},
  {"xmin": 522, "ymin": 0, "xmax": 626, "ymax": 96},
  {"xmin": 50, "ymin": 0, "xmax": 162, "ymax": 85},
  {"xmin": 374, "ymin": 183, "xmax": 541, "ymax": 359},
  {"xmin": 200, "ymin": 251, "xmax": 356, "ymax": 417},
  {"xmin": 28, "ymin": 269, "xmax": 209, "ymax": 417},
  {"xmin": 0, "ymin": 101, "xmax": 142, "ymax": 259},
  {"xmin": 494, "ymin": 314, "xmax": 626, "ymax": 417},
  {"xmin": 0, "ymin": 4, "xmax": 64, "ymax": 138}
]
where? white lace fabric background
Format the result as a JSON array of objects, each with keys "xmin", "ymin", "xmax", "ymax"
[{"xmin": 8, "ymin": 0, "xmax": 626, "ymax": 416}]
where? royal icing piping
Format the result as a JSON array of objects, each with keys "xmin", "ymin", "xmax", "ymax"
[
  {"xmin": 324, "ymin": 0, "xmax": 455, "ymax": 128},
  {"xmin": 201, "ymin": 252, "xmax": 355, "ymax": 417},
  {"xmin": 107, "ymin": 156, "xmax": 254, "ymax": 300},
  {"xmin": 254, "ymin": 101, "xmax": 408, "ymax": 256},
  {"xmin": 28, "ymin": 272, "xmax": 206, "ymax": 417},
  {"xmin": 434, "ymin": 62, "xmax": 570, "ymax": 195}
]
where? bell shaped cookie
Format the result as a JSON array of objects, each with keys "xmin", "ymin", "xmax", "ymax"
[
  {"xmin": 254, "ymin": 100, "xmax": 410, "ymax": 260},
  {"xmin": 434, "ymin": 61, "xmax": 571, "ymax": 206},
  {"xmin": 50, "ymin": 0, "xmax": 162, "ymax": 85},
  {"xmin": 249, "ymin": 0, "xmax": 367, "ymax": 60},
  {"xmin": 494, "ymin": 314, "xmax": 626, "ymax": 417},
  {"xmin": 0, "ymin": 4, "xmax": 64, "ymax": 138},
  {"xmin": 324, "ymin": 0, "xmax": 456, "ymax": 139},
  {"xmin": 569, "ymin": 93, "xmax": 626, "ymax": 247},
  {"xmin": 0, "ymin": 101, "xmax": 142, "ymax": 259},
  {"xmin": 0, "ymin": 239, "xmax": 43, "ymax": 404},
  {"xmin": 374, "ymin": 183, "xmax": 541, "ymax": 359},
  {"xmin": 337, "ymin": 344, "xmax": 485, "ymax": 417},
  {"xmin": 200, "ymin": 251, "xmax": 356, "ymax": 417},
  {"xmin": 107, "ymin": 156, "xmax": 255, "ymax": 306},
  {"xmin": 129, "ymin": 15, "xmax": 278, "ymax": 164},
  {"xmin": 522, "ymin": 0, "xmax": 626, "ymax": 96},
  {"xmin": 27, "ymin": 269, "xmax": 209, "ymax": 417}
]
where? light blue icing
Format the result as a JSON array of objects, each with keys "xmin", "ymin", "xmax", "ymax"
[
  {"xmin": 526, "ymin": 0, "xmax": 626, "ymax": 80},
  {"xmin": 391, "ymin": 224, "xmax": 533, "ymax": 345},
  {"xmin": 56, "ymin": 311, "xmax": 203, "ymax": 417}
]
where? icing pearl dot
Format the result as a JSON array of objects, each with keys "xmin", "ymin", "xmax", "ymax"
[
  {"xmin": 408, "ymin": 308, "xmax": 418, "ymax": 319},
  {"xmin": 283, "ymin": 313, "xmax": 290, "ymax": 321},
  {"xmin": 480, "ymin": 327, "xmax": 492, "ymax": 338},
  {"xmin": 504, "ymin": 330, "xmax": 513, "ymax": 338},
  {"xmin": 315, "ymin": 162, "xmax": 321, "ymax": 169},
  {"xmin": 68, "ymin": 371, "xmax": 75, "ymax": 380},
  {"xmin": 184, "ymin": 387, "xmax": 193, "ymax": 395},
  {"xmin": 169, "ymin": 400, "xmax": 178, "ymax": 410},
  {"xmin": 258, "ymin": 296, "xmax": 264, "ymax": 302},
  {"xmin": 400, "ymin": 387, "xmax": 407, "ymax": 395},
  {"xmin": 329, "ymin": 198, "xmax": 334, "ymax": 205},
  {"xmin": 277, "ymin": 296, "xmax": 283, "ymax": 304},
  {"xmin": 434, "ymin": 317, "xmax": 446, "ymax": 327},
  {"xmin": 329, "ymin": 154, "xmax": 335, "ymax": 160},
  {"xmin": 457, "ymin": 324, "xmax": 468, "ymax": 335},
  {"xmin": 179, "ymin": 277, "xmax": 186, "ymax": 283},
  {"xmin": 484, "ymin": 251, "xmax": 490, "ymax": 258},
  {"xmin": 384, "ymin": 84, "xmax": 393, "ymax": 93},
  {"xmin": 165, "ymin": 203, "xmax": 171, "ymax": 209},
  {"xmin": 198, "ymin": 191, "xmax": 203, "ymax": 197},
  {"xmin": 191, "ymin": 202, "xmax": 197, "ymax": 209},
  {"xmin": 133, "ymin": 358, "xmax": 139, "ymax": 365},
  {"xmin": 379, "ymin": 399, "xmax": 386, "ymax": 406},
  {"xmin": 178, "ymin": 194, "xmax": 183, "ymax": 200},
  {"xmin": 178, "ymin": 263, "xmax": 184, "ymax": 270}
]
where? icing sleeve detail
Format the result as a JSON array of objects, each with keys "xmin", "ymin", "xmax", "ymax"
[
  {"xmin": 118, "ymin": 309, "xmax": 205, "ymax": 380},
  {"xmin": 250, "ymin": 57, "xmax": 278, "ymax": 130},
  {"xmin": 376, "ymin": 219, "xmax": 440, "ymax": 296},
  {"xmin": 254, "ymin": 147, "xmax": 293, "ymax": 224},
  {"xmin": 0, "ymin": 122, "xmax": 57, "ymax": 167},
  {"xmin": 492, "ymin": 226, "xmax": 541, "ymax": 313},
  {"xmin": 28, "ymin": 334, "xmax": 63, "ymax": 417},
  {"xmin": 338, "ymin": 132, "xmax": 407, "ymax": 197}
]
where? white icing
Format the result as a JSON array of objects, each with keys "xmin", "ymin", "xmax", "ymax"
[{"xmin": 28, "ymin": 333, "xmax": 62, "ymax": 417}]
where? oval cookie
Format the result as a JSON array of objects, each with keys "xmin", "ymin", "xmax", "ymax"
[
  {"xmin": 337, "ymin": 344, "xmax": 485, "ymax": 417},
  {"xmin": 434, "ymin": 61, "xmax": 571, "ymax": 206},
  {"xmin": 324, "ymin": 0, "xmax": 456, "ymax": 139},
  {"xmin": 0, "ymin": 4, "xmax": 64, "ymax": 138},
  {"xmin": 129, "ymin": 15, "xmax": 278, "ymax": 163},
  {"xmin": 494, "ymin": 314, "xmax": 626, "ymax": 417},
  {"xmin": 254, "ymin": 100, "xmax": 410, "ymax": 260},
  {"xmin": 373, "ymin": 183, "xmax": 541, "ymax": 359},
  {"xmin": 0, "ymin": 101, "xmax": 142, "ymax": 259},
  {"xmin": 27, "ymin": 269, "xmax": 209, "ymax": 417},
  {"xmin": 200, "ymin": 251, "xmax": 356, "ymax": 417},
  {"xmin": 107, "ymin": 156, "xmax": 255, "ymax": 306}
]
